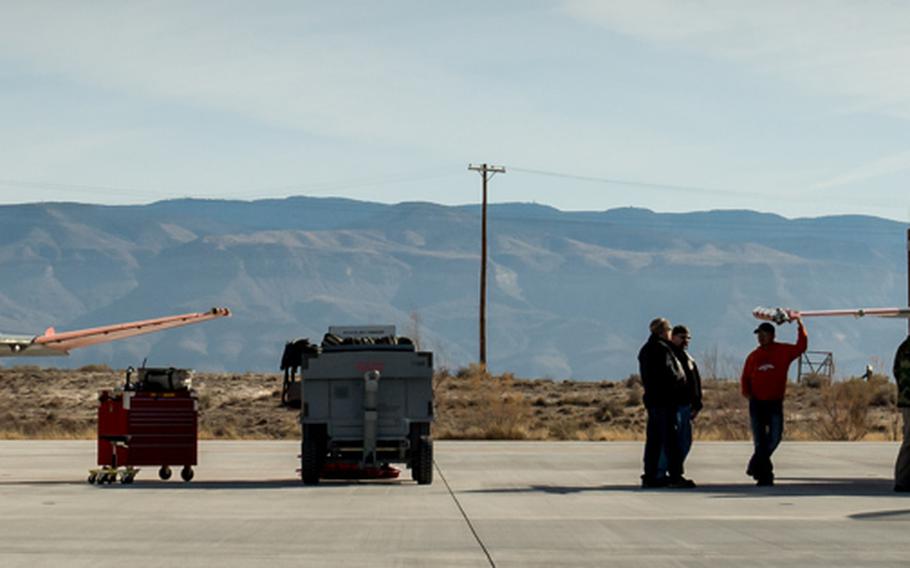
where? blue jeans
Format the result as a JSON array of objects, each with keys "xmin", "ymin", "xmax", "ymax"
[
  {"xmin": 748, "ymin": 399, "xmax": 783, "ymax": 480},
  {"xmin": 656, "ymin": 404, "xmax": 692, "ymax": 479},
  {"xmin": 644, "ymin": 405, "xmax": 683, "ymax": 481}
]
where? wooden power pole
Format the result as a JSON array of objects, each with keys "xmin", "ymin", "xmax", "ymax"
[{"xmin": 468, "ymin": 163, "xmax": 506, "ymax": 368}]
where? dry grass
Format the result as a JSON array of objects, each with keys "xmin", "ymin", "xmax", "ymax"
[
  {"xmin": 694, "ymin": 385, "xmax": 751, "ymax": 441},
  {"xmin": 434, "ymin": 365, "xmax": 535, "ymax": 439},
  {"xmin": 810, "ymin": 379, "xmax": 876, "ymax": 441},
  {"xmin": 0, "ymin": 366, "xmax": 902, "ymax": 441},
  {"xmin": 436, "ymin": 367, "xmax": 646, "ymax": 440},
  {"xmin": 0, "ymin": 426, "xmax": 96, "ymax": 440}
]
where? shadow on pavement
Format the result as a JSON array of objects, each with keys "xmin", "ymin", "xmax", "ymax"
[
  {"xmin": 849, "ymin": 508, "xmax": 910, "ymax": 520},
  {"xmin": 462, "ymin": 477, "xmax": 903, "ymax": 498},
  {"xmin": 0, "ymin": 479, "xmax": 414, "ymax": 489}
]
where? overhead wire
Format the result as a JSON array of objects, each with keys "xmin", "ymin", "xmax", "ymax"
[
  {"xmin": 505, "ymin": 165, "xmax": 904, "ymax": 211},
  {"xmin": 0, "ymin": 165, "xmax": 904, "ymax": 235},
  {"xmin": 0, "ymin": 168, "xmax": 462, "ymax": 203},
  {"xmin": 507, "ymin": 166, "xmax": 743, "ymax": 197}
]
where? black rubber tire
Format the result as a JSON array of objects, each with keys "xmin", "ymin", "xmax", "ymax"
[
  {"xmin": 159, "ymin": 466, "xmax": 172, "ymax": 481},
  {"xmin": 412, "ymin": 435, "xmax": 433, "ymax": 485},
  {"xmin": 408, "ymin": 422, "xmax": 430, "ymax": 468},
  {"xmin": 87, "ymin": 473, "xmax": 97, "ymax": 484},
  {"xmin": 301, "ymin": 424, "xmax": 325, "ymax": 485},
  {"xmin": 180, "ymin": 466, "xmax": 194, "ymax": 482}
]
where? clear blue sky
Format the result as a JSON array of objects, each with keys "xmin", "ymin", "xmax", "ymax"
[{"xmin": 1, "ymin": 1, "xmax": 909, "ymax": 220}]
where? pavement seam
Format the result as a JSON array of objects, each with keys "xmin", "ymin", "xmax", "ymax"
[{"xmin": 434, "ymin": 459, "xmax": 496, "ymax": 568}]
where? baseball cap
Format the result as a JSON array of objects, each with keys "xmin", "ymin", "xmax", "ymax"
[
  {"xmin": 754, "ymin": 322, "xmax": 775, "ymax": 334},
  {"xmin": 672, "ymin": 324, "xmax": 691, "ymax": 338}
]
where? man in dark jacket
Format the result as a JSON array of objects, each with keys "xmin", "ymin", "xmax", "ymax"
[
  {"xmin": 671, "ymin": 325, "xmax": 702, "ymax": 468},
  {"xmin": 638, "ymin": 317, "xmax": 693, "ymax": 488},
  {"xmin": 894, "ymin": 334, "xmax": 910, "ymax": 492},
  {"xmin": 656, "ymin": 324, "xmax": 703, "ymax": 482}
]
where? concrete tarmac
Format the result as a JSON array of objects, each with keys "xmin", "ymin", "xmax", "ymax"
[{"xmin": 2, "ymin": 440, "xmax": 909, "ymax": 567}]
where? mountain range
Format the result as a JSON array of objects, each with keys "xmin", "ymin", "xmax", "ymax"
[{"xmin": 0, "ymin": 197, "xmax": 907, "ymax": 379}]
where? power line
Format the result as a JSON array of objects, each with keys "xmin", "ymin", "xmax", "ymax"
[
  {"xmin": 0, "ymin": 179, "xmax": 171, "ymax": 200},
  {"xmin": 212, "ymin": 169, "xmax": 459, "ymax": 199},
  {"xmin": 506, "ymin": 165, "xmax": 906, "ymax": 211},
  {"xmin": 1, "ymin": 164, "xmax": 904, "ymax": 222},
  {"xmin": 0, "ymin": 185, "xmax": 901, "ymax": 239},
  {"xmin": 0, "ymin": 169, "xmax": 461, "ymax": 203},
  {"xmin": 507, "ymin": 166, "xmax": 746, "ymax": 197}
]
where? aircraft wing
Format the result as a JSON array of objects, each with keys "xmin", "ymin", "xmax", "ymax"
[
  {"xmin": 0, "ymin": 307, "xmax": 230, "ymax": 357},
  {"xmin": 754, "ymin": 306, "xmax": 910, "ymax": 324}
]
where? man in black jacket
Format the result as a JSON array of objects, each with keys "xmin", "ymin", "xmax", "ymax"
[
  {"xmin": 656, "ymin": 324, "xmax": 703, "ymax": 482},
  {"xmin": 670, "ymin": 325, "xmax": 702, "ymax": 474},
  {"xmin": 638, "ymin": 317, "xmax": 693, "ymax": 488}
]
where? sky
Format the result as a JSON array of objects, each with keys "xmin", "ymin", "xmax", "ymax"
[{"xmin": 1, "ymin": 0, "xmax": 909, "ymax": 220}]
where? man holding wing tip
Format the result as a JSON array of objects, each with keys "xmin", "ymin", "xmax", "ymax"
[{"xmin": 740, "ymin": 317, "xmax": 808, "ymax": 486}]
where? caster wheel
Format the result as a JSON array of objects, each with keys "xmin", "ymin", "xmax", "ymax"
[
  {"xmin": 159, "ymin": 466, "xmax": 172, "ymax": 481},
  {"xmin": 180, "ymin": 466, "xmax": 194, "ymax": 482}
]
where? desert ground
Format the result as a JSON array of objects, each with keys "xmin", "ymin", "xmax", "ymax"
[{"xmin": 0, "ymin": 365, "xmax": 899, "ymax": 442}]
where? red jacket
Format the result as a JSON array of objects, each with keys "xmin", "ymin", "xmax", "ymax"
[{"xmin": 741, "ymin": 323, "xmax": 808, "ymax": 401}]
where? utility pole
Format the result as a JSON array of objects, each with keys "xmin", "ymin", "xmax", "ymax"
[{"xmin": 468, "ymin": 163, "xmax": 506, "ymax": 369}]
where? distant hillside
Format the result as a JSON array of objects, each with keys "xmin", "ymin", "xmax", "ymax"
[{"xmin": 0, "ymin": 198, "xmax": 906, "ymax": 378}]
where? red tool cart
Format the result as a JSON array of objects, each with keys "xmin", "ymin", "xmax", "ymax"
[{"xmin": 88, "ymin": 367, "xmax": 198, "ymax": 485}]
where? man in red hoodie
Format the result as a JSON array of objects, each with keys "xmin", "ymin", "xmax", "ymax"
[{"xmin": 741, "ymin": 318, "xmax": 808, "ymax": 486}]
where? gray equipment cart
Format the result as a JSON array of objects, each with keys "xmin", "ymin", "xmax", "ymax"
[{"xmin": 281, "ymin": 326, "xmax": 434, "ymax": 485}]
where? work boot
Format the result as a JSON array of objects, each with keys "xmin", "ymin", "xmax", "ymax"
[
  {"xmin": 667, "ymin": 477, "xmax": 696, "ymax": 489},
  {"xmin": 641, "ymin": 475, "xmax": 669, "ymax": 489},
  {"xmin": 756, "ymin": 476, "xmax": 774, "ymax": 487}
]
